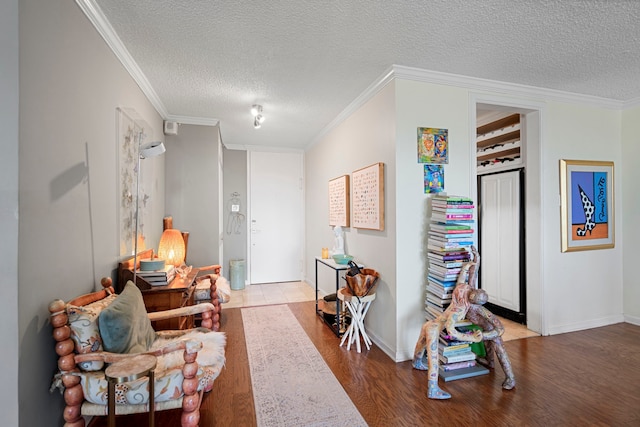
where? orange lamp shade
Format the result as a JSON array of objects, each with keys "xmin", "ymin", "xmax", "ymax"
[{"xmin": 157, "ymin": 229, "xmax": 186, "ymax": 266}]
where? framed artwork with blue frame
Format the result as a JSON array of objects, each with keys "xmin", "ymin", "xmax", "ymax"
[
  {"xmin": 560, "ymin": 159, "xmax": 614, "ymax": 252},
  {"xmin": 424, "ymin": 164, "xmax": 444, "ymax": 193}
]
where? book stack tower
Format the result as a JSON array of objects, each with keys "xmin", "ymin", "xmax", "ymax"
[
  {"xmin": 425, "ymin": 194, "xmax": 475, "ymax": 321},
  {"xmin": 135, "ymin": 264, "xmax": 176, "ymax": 286},
  {"xmin": 426, "ymin": 194, "xmax": 489, "ymax": 381}
]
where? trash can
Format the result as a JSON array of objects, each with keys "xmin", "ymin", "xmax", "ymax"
[{"xmin": 230, "ymin": 259, "xmax": 246, "ymax": 290}]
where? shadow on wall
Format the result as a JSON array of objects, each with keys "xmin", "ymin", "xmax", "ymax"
[{"xmin": 49, "ymin": 143, "xmax": 97, "ymax": 286}]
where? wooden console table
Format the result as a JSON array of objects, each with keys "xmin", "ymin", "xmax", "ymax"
[{"xmin": 118, "ymin": 249, "xmax": 199, "ymax": 330}]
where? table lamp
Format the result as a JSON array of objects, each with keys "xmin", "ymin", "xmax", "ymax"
[{"xmin": 157, "ymin": 228, "xmax": 186, "ymax": 267}]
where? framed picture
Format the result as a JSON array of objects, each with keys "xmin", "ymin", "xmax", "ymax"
[
  {"xmin": 560, "ymin": 159, "xmax": 614, "ymax": 252},
  {"xmin": 424, "ymin": 164, "xmax": 444, "ymax": 193},
  {"xmin": 417, "ymin": 127, "xmax": 448, "ymax": 164},
  {"xmin": 328, "ymin": 174, "xmax": 350, "ymax": 227},
  {"xmin": 351, "ymin": 162, "xmax": 384, "ymax": 230}
]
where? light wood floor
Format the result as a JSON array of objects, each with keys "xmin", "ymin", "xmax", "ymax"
[{"xmin": 90, "ymin": 296, "xmax": 640, "ymax": 427}]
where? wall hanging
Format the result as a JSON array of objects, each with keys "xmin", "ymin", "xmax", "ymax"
[
  {"xmin": 351, "ymin": 162, "xmax": 384, "ymax": 231},
  {"xmin": 560, "ymin": 159, "xmax": 614, "ymax": 252}
]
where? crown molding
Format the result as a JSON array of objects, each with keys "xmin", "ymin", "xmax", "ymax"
[
  {"xmin": 392, "ymin": 65, "xmax": 624, "ymax": 110},
  {"xmin": 165, "ymin": 115, "xmax": 219, "ymax": 127},
  {"xmin": 307, "ymin": 64, "xmax": 629, "ymax": 149},
  {"xmin": 623, "ymin": 97, "xmax": 640, "ymax": 110},
  {"xmin": 75, "ymin": 0, "xmax": 168, "ymax": 118},
  {"xmin": 224, "ymin": 143, "xmax": 304, "ymax": 153},
  {"xmin": 307, "ymin": 66, "xmax": 396, "ymax": 149}
]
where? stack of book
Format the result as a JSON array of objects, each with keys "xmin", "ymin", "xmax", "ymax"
[
  {"xmin": 135, "ymin": 265, "xmax": 176, "ymax": 286},
  {"xmin": 424, "ymin": 195, "xmax": 475, "ymax": 320},
  {"xmin": 437, "ymin": 323, "xmax": 489, "ymax": 381}
]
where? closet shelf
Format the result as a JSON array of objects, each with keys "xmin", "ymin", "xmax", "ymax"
[
  {"xmin": 477, "ymin": 147, "xmax": 520, "ymax": 163},
  {"xmin": 476, "ymin": 113, "xmax": 522, "ymax": 174},
  {"xmin": 476, "ymin": 130, "xmax": 520, "ymax": 150}
]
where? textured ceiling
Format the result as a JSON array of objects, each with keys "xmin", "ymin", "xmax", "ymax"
[{"xmin": 93, "ymin": 0, "xmax": 640, "ymax": 149}]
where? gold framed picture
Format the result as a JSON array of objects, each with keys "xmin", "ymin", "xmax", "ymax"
[{"xmin": 560, "ymin": 159, "xmax": 614, "ymax": 252}]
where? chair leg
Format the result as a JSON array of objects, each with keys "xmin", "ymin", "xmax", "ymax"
[{"xmin": 180, "ymin": 349, "xmax": 201, "ymax": 427}]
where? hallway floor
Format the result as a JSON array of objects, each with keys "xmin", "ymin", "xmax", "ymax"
[
  {"xmin": 221, "ymin": 281, "xmax": 539, "ymax": 340},
  {"xmin": 223, "ymin": 281, "xmax": 316, "ymax": 309}
]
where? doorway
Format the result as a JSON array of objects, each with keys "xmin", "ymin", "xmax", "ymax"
[
  {"xmin": 472, "ymin": 97, "xmax": 545, "ymax": 335},
  {"xmin": 248, "ymin": 151, "xmax": 304, "ymax": 284}
]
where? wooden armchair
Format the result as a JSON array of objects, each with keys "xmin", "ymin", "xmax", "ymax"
[{"xmin": 49, "ymin": 278, "xmax": 226, "ymax": 427}]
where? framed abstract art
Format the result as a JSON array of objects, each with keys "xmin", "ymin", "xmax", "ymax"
[
  {"xmin": 559, "ymin": 159, "xmax": 614, "ymax": 252},
  {"xmin": 417, "ymin": 127, "xmax": 448, "ymax": 164}
]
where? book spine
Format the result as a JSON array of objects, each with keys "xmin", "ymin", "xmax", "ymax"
[
  {"xmin": 441, "ymin": 360, "xmax": 477, "ymax": 371},
  {"xmin": 432, "ymin": 213, "xmax": 474, "ymax": 219},
  {"xmin": 439, "ymin": 346, "xmax": 472, "ymax": 356},
  {"xmin": 439, "ymin": 352, "xmax": 476, "ymax": 363},
  {"xmin": 431, "ymin": 205, "xmax": 475, "ymax": 210}
]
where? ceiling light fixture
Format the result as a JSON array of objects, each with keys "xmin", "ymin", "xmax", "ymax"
[{"xmin": 251, "ymin": 104, "xmax": 265, "ymax": 129}]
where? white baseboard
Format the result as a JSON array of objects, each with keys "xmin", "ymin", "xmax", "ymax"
[
  {"xmin": 547, "ymin": 314, "xmax": 625, "ymax": 335},
  {"xmin": 624, "ymin": 314, "xmax": 640, "ymax": 326}
]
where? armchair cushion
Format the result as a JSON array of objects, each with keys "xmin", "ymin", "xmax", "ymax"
[
  {"xmin": 79, "ymin": 365, "xmax": 218, "ymax": 405},
  {"xmin": 78, "ymin": 330, "xmax": 226, "ymax": 406},
  {"xmin": 98, "ymin": 281, "xmax": 156, "ymax": 354},
  {"xmin": 67, "ymin": 293, "xmax": 118, "ymax": 371}
]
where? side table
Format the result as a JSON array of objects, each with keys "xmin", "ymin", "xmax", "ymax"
[
  {"xmin": 337, "ymin": 288, "xmax": 376, "ymax": 353},
  {"xmin": 314, "ymin": 257, "xmax": 363, "ymax": 337},
  {"xmin": 105, "ymin": 354, "xmax": 157, "ymax": 427}
]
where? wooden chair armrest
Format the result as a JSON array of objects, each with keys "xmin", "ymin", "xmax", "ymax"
[
  {"xmin": 196, "ymin": 264, "xmax": 221, "ymax": 274},
  {"xmin": 74, "ymin": 339, "xmax": 204, "ymax": 364},
  {"xmin": 147, "ymin": 303, "xmax": 216, "ymax": 322}
]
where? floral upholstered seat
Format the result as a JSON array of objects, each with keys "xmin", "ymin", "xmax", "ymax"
[{"xmin": 49, "ymin": 277, "xmax": 225, "ymax": 427}]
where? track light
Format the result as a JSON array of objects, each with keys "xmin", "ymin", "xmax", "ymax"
[{"xmin": 251, "ymin": 104, "xmax": 265, "ymax": 129}]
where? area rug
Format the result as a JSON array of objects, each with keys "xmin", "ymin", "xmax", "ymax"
[{"xmin": 242, "ymin": 304, "xmax": 368, "ymax": 427}]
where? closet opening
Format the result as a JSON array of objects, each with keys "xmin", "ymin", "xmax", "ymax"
[{"xmin": 475, "ymin": 107, "xmax": 527, "ymax": 325}]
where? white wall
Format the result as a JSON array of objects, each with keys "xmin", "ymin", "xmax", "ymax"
[
  {"xmin": 165, "ymin": 124, "xmax": 220, "ymax": 267},
  {"xmin": 394, "ymin": 80, "xmax": 472, "ymax": 360},
  {"xmin": 305, "ymin": 82, "xmax": 398, "ymax": 355},
  {"xmin": 541, "ymin": 103, "xmax": 624, "ymax": 333},
  {"xmin": 19, "ymin": 1, "xmax": 164, "ymax": 425},
  {"xmin": 622, "ymin": 106, "xmax": 640, "ymax": 324},
  {"xmin": 0, "ymin": 0, "xmax": 19, "ymax": 425}
]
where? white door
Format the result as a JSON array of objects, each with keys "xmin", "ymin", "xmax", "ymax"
[
  {"xmin": 249, "ymin": 151, "xmax": 303, "ymax": 284},
  {"xmin": 479, "ymin": 170, "xmax": 521, "ymax": 312}
]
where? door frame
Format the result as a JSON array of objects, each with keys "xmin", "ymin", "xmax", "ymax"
[{"xmin": 470, "ymin": 94, "xmax": 547, "ymax": 335}]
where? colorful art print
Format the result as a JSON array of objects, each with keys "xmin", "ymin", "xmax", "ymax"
[
  {"xmin": 560, "ymin": 159, "xmax": 614, "ymax": 252},
  {"xmin": 418, "ymin": 127, "xmax": 448, "ymax": 164},
  {"xmin": 424, "ymin": 164, "xmax": 444, "ymax": 194}
]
